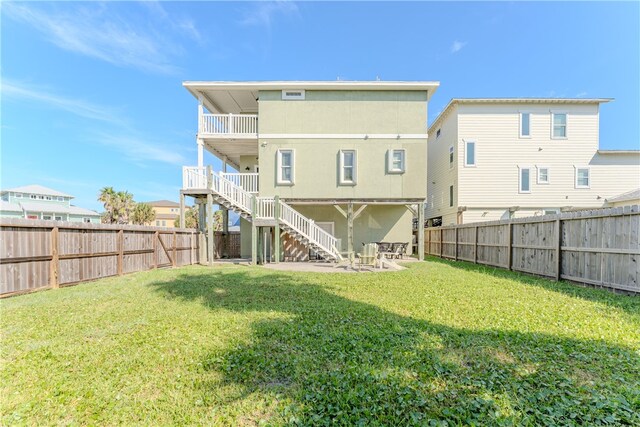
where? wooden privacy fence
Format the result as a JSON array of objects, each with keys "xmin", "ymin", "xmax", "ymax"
[
  {"xmin": 214, "ymin": 231, "xmax": 241, "ymax": 258},
  {"xmin": 425, "ymin": 205, "xmax": 639, "ymax": 293},
  {"xmin": 0, "ymin": 218, "xmax": 201, "ymax": 297}
]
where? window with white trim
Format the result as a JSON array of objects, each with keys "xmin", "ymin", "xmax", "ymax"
[
  {"xmin": 552, "ymin": 113, "xmax": 567, "ymax": 138},
  {"xmin": 55, "ymin": 216, "xmax": 63, "ymax": 221},
  {"xmin": 277, "ymin": 149, "xmax": 295, "ymax": 184},
  {"xmin": 83, "ymin": 218, "xmax": 92, "ymax": 223},
  {"xmin": 14, "ymin": 193, "xmax": 23, "ymax": 198},
  {"xmin": 387, "ymin": 149, "xmax": 405, "ymax": 174},
  {"xmin": 520, "ymin": 112, "xmax": 531, "ymax": 137},
  {"xmin": 465, "ymin": 141, "xmax": 476, "ymax": 166},
  {"xmin": 58, "ymin": 196, "xmax": 64, "ymax": 201},
  {"xmin": 436, "ymin": 128, "xmax": 441, "ymax": 138},
  {"xmin": 339, "ymin": 150, "xmax": 357, "ymax": 184},
  {"xmin": 519, "ymin": 167, "xmax": 531, "ymax": 193},
  {"xmin": 282, "ymin": 90, "xmax": 305, "ymax": 100},
  {"xmin": 30, "ymin": 194, "xmax": 36, "ymax": 199},
  {"xmin": 575, "ymin": 167, "xmax": 590, "ymax": 188},
  {"xmin": 537, "ymin": 166, "xmax": 550, "ymax": 184},
  {"xmin": 449, "ymin": 146, "xmax": 454, "ymax": 169},
  {"xmin": 43, "ymin": 215, "xmax": 52, "ymax": 220},
  {"xmin": 449, "ymin": 185, "xmax": 454, "ymax": 207}
]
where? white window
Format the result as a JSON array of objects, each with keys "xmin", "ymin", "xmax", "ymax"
[
  {"xmin": 162, "ymin": 220, "xmax": 167, "ymax": 226},
  {"xmin": 537, "ymin": 166, "xmax": 550, "ymax": 184},
  {"xmin": 520, "ymin": 112, "xmax": 531, "ymax": 137},
  {"xmin": 30, "ymin": 194, "xmax": 36, "ymax": 199},
  {"xmin": 277, "ymin": 149, "xmax": 294, "ymax": 184},
  {"xmin": 339, "ymin": 150, "xmax": 357, "ymax": 184},
  {"xmin": 282, "ymin": 90, "xmax": 305, "ymax": 100},
  {"xmin": 1, "ymin": 194, "xmax": 7, "ymax": 201},
  {"xmin": 436, "ymin": 128, "xmax": 441, "ymax": 138},
  {"xmin": 83, "ymin": 217, "xmax": 91, "ymax": 223},
  {"xmin": 55, "ymin": 216, "xmax": 63, "ymax": 221},
  {"xmin": 552, "ymin": 112, "xmax": 567, "ymax": 138},
  {"xmin": 449, "ymin": 146, "xmax": 454, "ymax": 169},
  {"xmin": 519, "ymin": 167, "xmax": 531, "ymax": 193},
  {"xmin": 45, "ymin": 196, "xmax": 52, "ymax": 200},
  {"xmin": 58, "ymin": 196, "xmax": 64, "ymax": 201},
  {"xmin": 544, "ymin": 209, "xmax": 559, "ymax": 216},
  {"xmin": 38, "ymin": 195, "xmax": 44, "ymax": 200},
  {"xmin": 449, "ymin": 185, "xmax": 454, "ymax": 207},
  {"xmin": 387, "ymin": 149, "xmax": 405, "ymax": 174},
  {"xmin": 575, "ymin": 167, "xmax": 590, "ymax": 188},
  {"xmin": 465, "ymin": 141, "xmax": 476, "ymax": 166},
  {"xmin": 14, "ymin": 193, "xmax": 22, "ymax": 198},
  {"xmin": 43, "ymin": 215, "xmax": 52, "ymax": 220},
  {"xmin": 155, "ymin": 221, "xmax": 160, "ymax": 226}
]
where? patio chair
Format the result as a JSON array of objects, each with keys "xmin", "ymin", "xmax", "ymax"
[
  {"xmin": 332, "ymin": 244, "xmax": 353, "ymax": 270},
  {"xmin": 357, "ymin": 243, "xmax": 379, "ymax": 271},
  {"xmin": 391, "ymin": 242, "xmax": 406, "ymax": 259},
  {"xmin": 377, "ymin": 242, "xmax": 393, "ymax": 258}
]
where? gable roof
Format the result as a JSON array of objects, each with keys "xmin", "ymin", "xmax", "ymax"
[
  {"xmin": 605, "ymin": 188, "xmax": 640, "ymax": 203},
  {"xmin": 145, "ymin": 200, "xmax": 180, "ymax": 207},
  {"xmin": 1, "ymin": 184, "xmax": 74, "ymax": 198},
  {"xmin": 428, "ymin": 98, "xmax": 613, "ymax": 134},
  {"xmin": 19, "ymin": 201, "xmax": 99, "ymax": 216}
]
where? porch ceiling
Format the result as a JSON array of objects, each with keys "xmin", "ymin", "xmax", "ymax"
[{"xmin": 204, "ymin": 139, "xmax": 258, "ymax": 169}]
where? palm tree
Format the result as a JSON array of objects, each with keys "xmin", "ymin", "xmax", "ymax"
[
  {"xmin": 115, "ymin": 191, "xmax": 136, "ymax": 224},
  {"xmin": 98, "ymin": 187, "xmax": 117, "ymax": 223},
  {"xmin": 174, "ymin": 206, "xmax": 199, "ymax": 229},
  {"xmin": 131, "ymin": 203, "xmax": 156, "ymax": 225}
]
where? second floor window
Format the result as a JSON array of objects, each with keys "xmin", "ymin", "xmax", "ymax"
[
  {"xmin": 552, "ymin": 113, "xmax": 567, "ymax": 138},
  {"xmin": 277, "ymin": 149, "xmax": 294, "ymax": 184},
  {"xmin": 465, "ymin": 141, "xmax": 476, "ymax": 166},
  {"xmin": 449, "ymin": 146, "xmax": 454, "ymax": 169},
  {"xmin": 520, "ymin": 112, "xmax": 531, "ymax": 137},
  {"xmin": 537, "ymin": 167, "xmax": 550, "ymax": 184},
  {"xmin": 575, "ymin": 167, "xmax": 590, "ymax": 188},
  {"xmin": 387, "ymin": 149, "xmax": 405, "ymax": 174},
  {"xmin": 339, "ymin": 150, "xmax": 357, "ymax": 184},
  {"xmin": 449, "ymin": 185, "xmax": 454, "ymax": 207},
  {"xmin": 519, "ymin": 167, "xmax": 531, "ymax": 193}
]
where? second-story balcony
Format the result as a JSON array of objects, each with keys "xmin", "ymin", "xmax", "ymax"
[
  {"xmin": 183, "ymin": 166, "xmax": 259, "ymax": 194},
  {"xmin": 199, "ymin": 113, "xmax": 258, "ymax": 138}
]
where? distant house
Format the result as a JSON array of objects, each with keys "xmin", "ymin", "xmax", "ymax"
[
  {"xmin": 426, "ymin": 98, "xmax": 640, "ymax": 225},
  {"xmin": 0, "ymin": 185, "xmax": 100, "ymax": 223},
  {"xmin": 145, "ymin": 200, "xmax": 183, "ymax": 227}
]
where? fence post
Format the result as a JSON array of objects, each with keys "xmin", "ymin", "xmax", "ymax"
[
  {"xmin": 555, "ymin": 218, "xmax": 561, "ymax": 281},
  {"xmin": 117, "ymin": 229, "xmax": 124, "ymax": 276},
  {"xmin": 439, "ymin": 227, "xmax": 443, "ymax": 258},
  {"xmin": 454, "ymin": 226, "xmax": 458, "ymax": 261},
  {"xmin": 172, "ymin": 231, "xmax": 177, "ymax": 268},
  {"xmin": 50, "ymin": 227, "xmax": 59, "ymax": 289},
  {"xmin": 153, "ymin": 231, "xmax": 159, "ymax": 268},
  {"xmin": 506, "ymin": 222, "xmax": 512, "ymax": 270},
  {"xmin": 426, "ymin": 229, "xmax": 430, "ymax": 256},
  {"xmin": 474, "ymin": 226, "xmax": 478, "ymax": 264}
]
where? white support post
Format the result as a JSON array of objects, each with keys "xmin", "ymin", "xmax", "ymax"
[
  {"xmin": 197, "ymin": 138, "xmax": 204, "ymax": 169},
  {"xmin": 197, "ymin": 96, "xmax": 204, "ymax": 134}
]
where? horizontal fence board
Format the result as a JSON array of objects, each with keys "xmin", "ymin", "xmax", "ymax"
[
  {"xmin": 424, "ymin": 205, "xmax": 639, "ymax": 294},
  {"xmin": 1, "ymin": 219, "xmax": 203, "ymax": 297}
]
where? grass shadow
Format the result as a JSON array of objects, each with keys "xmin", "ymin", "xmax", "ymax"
[{"xmin": 151, "ymin": 268, "xmax": 640, "ymax": 425}]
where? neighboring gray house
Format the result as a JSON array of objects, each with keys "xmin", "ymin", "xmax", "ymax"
[{"xmin": 0, "ymin": 185, "xmax": 101, "ymax": 223}]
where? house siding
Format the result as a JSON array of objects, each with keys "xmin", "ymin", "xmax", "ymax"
[{"xmin": 426, "ymin": 107, "xmax": 458, "ymax": 225}]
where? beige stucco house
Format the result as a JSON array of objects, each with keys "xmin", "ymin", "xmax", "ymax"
[
  {"xmin": 180, "ymin": 81, "xmax": 439, "ymax": 264},
  {"xmin": 145, "ymin": 200, "xmax": 182, "ymax": 227},
  {"xmin": 425, "ymin": 98, "xmax": 640, "ymax": 225}
]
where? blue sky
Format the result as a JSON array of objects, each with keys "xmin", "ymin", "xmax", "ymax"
[{"xmin": 2, "ymin": 1, "xmax": 639, "ymax": 211}]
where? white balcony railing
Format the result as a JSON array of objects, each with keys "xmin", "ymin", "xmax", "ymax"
[
  {"xmin": 182, "ymin": 166, "xmax": 208, "ymax": 190},
  {"xmin": 220, "ymin": 173, "xmax": 259, "ymax": 193},
  {"xmin": 200, "ymin": 113, "xmax": 258, "ymax": 136}
]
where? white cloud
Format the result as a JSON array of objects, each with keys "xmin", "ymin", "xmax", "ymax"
[
  {"xmin": 1, "ymin": 80, "xmax": 126, "ymax": 125},
  {"xmin": 576, "ymin": 91, "xmax": 588, "ymax": 98},
  {"xmin": 451, "ymin": 40, "xmax": 467, "ymax": 54},
  {"xmin": 2, "ymin": 2, "xmax": 199, "ymax": 74},
  {"xmin": 93, "ymin": 133, "xmax": 187, "ymax": 166},
  {"xmin": 239, "ymin": 1, "xmax": 299, "ymax": 29}
]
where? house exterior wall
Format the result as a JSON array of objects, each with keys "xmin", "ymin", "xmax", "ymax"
[
  {"xmin": 151, "ymin": 205, "xmax": 180, "ymax": 227},
  {"xmin": 256, "ymin": 90, "xmax": 428, "ymax": 200},
  {"xmin": 425, "ymin": 107, "xmax": 459, "ymax": 225},
  {"xmin": 1, "ymin": 190, "xmax": 100, "ymax": 222},
  {"xmin": 289, "ymin": 204, "xmax": 414, "ymax": 254},
  {"xmin": 427, "ymin": 102, "xmax": 640, "ymax": 225}
]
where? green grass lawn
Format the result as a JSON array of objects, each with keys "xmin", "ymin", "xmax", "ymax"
[{"xmin": 2, "ymin": 258, "xmax": 639, "ymax": 426}]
